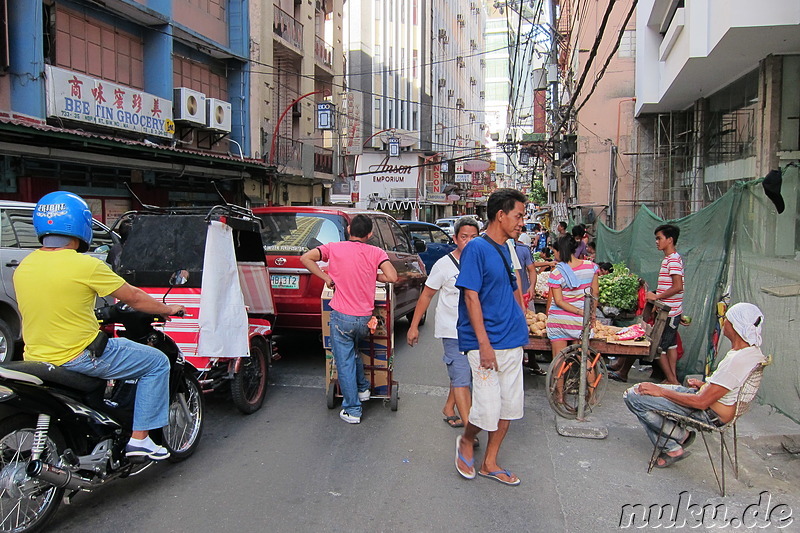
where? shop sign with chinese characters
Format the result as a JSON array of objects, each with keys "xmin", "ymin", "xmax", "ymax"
[{"xmin": 46, "ymin": 65, "xmax": 174, "ymax": 139}]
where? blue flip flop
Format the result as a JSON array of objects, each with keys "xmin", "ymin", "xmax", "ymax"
[
  {"xmin": 455, "ymin": 436, "xmax": 476, "ymax": 479},
  {"xmin": 478, "ymin": 468, "xmax": 521, "ymax": 486}
]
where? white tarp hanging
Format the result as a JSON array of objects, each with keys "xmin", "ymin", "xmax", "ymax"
[{"xmin": 197, "ymin": 220, "xmax": 250, "ymax": 357}]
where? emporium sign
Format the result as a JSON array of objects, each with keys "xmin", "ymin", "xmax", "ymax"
[
  {"xmin": 356, "ymin": 153, "xmax": 420, "ymax": 199},
  {"xmin": 46, "ymin": 65, "xmax": 174, "ymax": 138}
]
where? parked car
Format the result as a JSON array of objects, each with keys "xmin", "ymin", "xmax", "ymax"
[
  {"xmin": 435, "ymin": 215, "xmax": 480, "ymax": 236},
  {"xmin": 0, "ymin": 200, "xmax": 118, "ymax": 362},
  {"xmin": 397, "ymin": 220, "xmax": 456, "ymax": 274},
  {"xmin": 253, "ymin": 206, "xmax": 428, "ymax": 331}
]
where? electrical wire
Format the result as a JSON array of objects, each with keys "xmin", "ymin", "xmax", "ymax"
[{"xmin": 574, "ymin": 0, "xmax": 638, "ymax": 114}]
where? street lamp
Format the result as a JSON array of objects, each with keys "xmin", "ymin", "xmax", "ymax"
[{"xmin": 266, "ymin": 88, "xmax": 332, "ymax": 206}]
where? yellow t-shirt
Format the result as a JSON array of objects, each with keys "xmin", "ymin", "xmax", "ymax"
[{"xmin": 14, "ymin": 249, "xmax": 126, "ymax": 365}]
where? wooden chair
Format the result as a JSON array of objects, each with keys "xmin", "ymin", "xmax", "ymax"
[{"xmin": 646, "ymin": 361, "xmax": 768, "ymax": 496}]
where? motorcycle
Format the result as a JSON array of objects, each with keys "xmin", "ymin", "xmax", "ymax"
[{"xmin": 0, "ymin": 270, "xmax": 203, "ymax": 533}]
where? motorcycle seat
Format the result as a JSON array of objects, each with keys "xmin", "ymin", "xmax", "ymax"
[{"xmin": 0, "ymin": 361, "xmax": 105, "ymax": 393}]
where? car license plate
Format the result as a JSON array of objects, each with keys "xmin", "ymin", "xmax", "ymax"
[{"xmin": 271, "ymin": 274, "xmax": 299, "ymax": 289}]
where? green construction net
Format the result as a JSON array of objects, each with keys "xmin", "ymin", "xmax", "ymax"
[
  {"xmin": 597, "ymin": 167, "xmax": 800, "ymax": 422},
  {"xmin": 730, "ymin": 166, "xmax": 800, "ymax": 423},
  {"xmin": 596, "ymin": 191, "xmax": 738, "ymax": 379}
]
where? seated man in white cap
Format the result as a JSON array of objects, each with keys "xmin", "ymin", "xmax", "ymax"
[{"xmin": 623, "ymin": 302, "xmax": 767, "ymax": 468}]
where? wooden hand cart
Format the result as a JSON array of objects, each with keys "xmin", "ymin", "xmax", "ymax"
[{"xmin": 323, "ymin": 283, "xmax": 399, "ymax": 411}]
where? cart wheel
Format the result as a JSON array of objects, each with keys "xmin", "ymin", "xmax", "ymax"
[
  {"xmin": 546, "ymin": 344, "xmax": 606, "ymax": 419},
  {"xmin": 390, "ymin": 382, "xmax": 399, "ymax": 411},
  {"xmin": 231, "ymin": 339, "xmax": 269, "ymax": 414},
  {"xmin": 326, "ymin": 383, "xmax": 336, "ymax": 409}
]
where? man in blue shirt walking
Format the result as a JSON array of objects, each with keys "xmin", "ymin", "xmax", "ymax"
[{"xmin": 454, "ymin": 188, "xmax": 529, "ymax": 486}]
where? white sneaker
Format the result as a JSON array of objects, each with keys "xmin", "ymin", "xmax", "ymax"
[
  {"xmin": 358, "ymin": 389, "xmax": 371, "ymax": 402},
  {"xmin": 339, "ymin": 409, "xmax": 361, "ymax": 424}
]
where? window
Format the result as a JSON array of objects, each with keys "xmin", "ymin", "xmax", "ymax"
[
  {"xmin": 388, "ymin": 220, "xmax": 411, "ymax": 253},
  {"xmin": 5, "ymin": 210, "xmax": 42, "ymax": 249},
  {"xmin": 408, "ymin": 229, "xmax": 432, "ymax": 243},
  {"xmin": 258, "ymin": 213, "xmax": 345, "ymax": 255},
  {"xmin": 618, "ymin": 30, "xmax": 636, "ymax": 58},
  {"xmin": 431, "ymin": 228, "xmax": 451, "ymax": 244},
  {"xmin": 55, "ymin": 6, "xmax": 145, "ymax": 89},
  {"xmin": 373, "ymin": 218, "xmax": 395, "ymax": 250}
]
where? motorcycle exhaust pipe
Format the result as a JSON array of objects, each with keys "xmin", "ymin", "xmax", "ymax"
[{"xmin": 26, "ymin": 460, "xmax": 96, "ymax": 491}]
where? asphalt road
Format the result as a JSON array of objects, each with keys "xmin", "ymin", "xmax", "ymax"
[{"xmin": 49, "ymin": 313, "xmax": 800, "ymax": 533}]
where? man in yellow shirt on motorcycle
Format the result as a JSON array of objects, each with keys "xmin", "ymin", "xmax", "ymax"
[{"xmin": 14, "ymin": 191, "xmax": 184, "ymax": 460}]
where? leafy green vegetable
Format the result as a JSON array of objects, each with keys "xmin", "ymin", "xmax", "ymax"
[{"xmin": 598, "ymin": 262, "xmax": 640, "ymax": 311}]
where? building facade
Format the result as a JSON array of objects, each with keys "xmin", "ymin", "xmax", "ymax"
[
  {"xmin": 0, "ymin": 0, "xmax": 267, "ymax": 217},
  {"xmin": 254, "ymin": 0, "xmax": 344, "ymax": 207},
  {"xmin": 0, "ymin": 0, "xmax": 346, "ymax": 214},
  {"xmin": 559, "ymin": 0, "xmax": 639, "ymax": 228},
  {"xmin": 636, "ymin": 0, "xmax": 799, "ymax": 232}
]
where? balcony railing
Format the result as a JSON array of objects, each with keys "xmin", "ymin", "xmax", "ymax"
[
  {"xmin": 274, "ymin": 134, "xmax": 302, "ymax": 169},
  {"xmin": 314, "ymin": 36, "xmax": 333, "ymax": 68},
  {"xmin": 274, "ymin": 6, "xmax": 303, "ymax": 50},
  {"xmin": 314, "ymin": 146, "xmax": 333, "ymax": 174}
]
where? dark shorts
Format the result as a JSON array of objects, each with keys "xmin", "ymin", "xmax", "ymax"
[{"xmin": 658, "ymin": 315, "xmax": 681, "ymax": 354}]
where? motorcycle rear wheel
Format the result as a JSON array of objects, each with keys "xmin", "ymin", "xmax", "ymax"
[
  {"xmin": 163, "ymin": 373, "xmax": 204, "ymax": 463},
  {"xmin": 231, "ymin": 339, "xmax": 270, "ymax": 414},
  {"xmin": 0, "ymin": 415, "xmax": 64, "ymax": 533}
]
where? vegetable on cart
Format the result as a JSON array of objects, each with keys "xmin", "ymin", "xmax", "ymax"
[{"xmin": 598, "ymin": 262, "xmax": 641, "ymax": 316}]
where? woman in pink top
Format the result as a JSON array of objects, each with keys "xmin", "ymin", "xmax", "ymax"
[
  {"xmin": 300, "ymin": 215, "xmax": 398, "ymax": 424},
  {"xmin": 546, "ymin": 235, "xmax": 599, "ymax": 402}
]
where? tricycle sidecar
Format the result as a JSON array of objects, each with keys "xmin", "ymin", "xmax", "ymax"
[{"xmin": 115, "ymin": 204, "xmax": 277, "ymax": 414}]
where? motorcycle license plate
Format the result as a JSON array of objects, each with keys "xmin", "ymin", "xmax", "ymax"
[{"xmin": 271, "ymin": 274, "xmax": 299, "ymax": 289}]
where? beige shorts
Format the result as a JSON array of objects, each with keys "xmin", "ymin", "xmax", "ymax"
[{"xmin": 466, "ymin": 347, "xmax": 524, "ymax": 432}]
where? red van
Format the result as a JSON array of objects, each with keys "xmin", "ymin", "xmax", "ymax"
[{"xmin": 253, "ymin": 206, "xmax": 427, "ymax": 331}]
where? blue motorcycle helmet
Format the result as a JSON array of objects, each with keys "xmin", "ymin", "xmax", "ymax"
[{"xmin": 33, "ymin": 191, "xmax": 94, "ymax": 253}]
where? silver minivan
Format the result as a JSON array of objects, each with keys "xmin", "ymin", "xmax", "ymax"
[{"xmin": 0, "ymin": 200, "xmax": 118, "ymax": 362}]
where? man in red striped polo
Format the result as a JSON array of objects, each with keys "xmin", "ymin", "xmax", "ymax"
[{"xmin": 646, "ymin": 224, "xmax": 684, "ymax": 386}]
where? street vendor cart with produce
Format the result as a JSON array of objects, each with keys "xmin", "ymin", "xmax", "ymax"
[{"xmin": 525, "ymin": 261, "xmax": 671, "ymax": 418}]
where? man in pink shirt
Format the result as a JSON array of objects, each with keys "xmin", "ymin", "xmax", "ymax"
[{"xmin": 301, "ymin": 215, "xmax": 398, "ymax": 424}]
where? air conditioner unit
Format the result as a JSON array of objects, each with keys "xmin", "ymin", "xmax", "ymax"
[
  {"xmin": 173, "ymin": 87, "xmax": 207, "ymax": 126},
  {"xmin": 456, "ymin": 14, "xmax": 465, "ymax": 26},
  {"xmin": 457, "ymin": 56, "xmax": 465, "ymax": 68},
  {"xmin": 438, "ymin": 29, "xmax": 447, "ymax": 40},
  {"xmin": 438, "ymin": 78, "xmax": 447, "ymax": 88},
  {"xmin": 447, "ymin": 89, "xmax": 455, "ymax": 98},
  {"xmin": 205, "ymin": 98, "xmax": 232, "ymax": 132},
  {"xmin": 480, "ymin": 59, "xmax": 486, "ymax": 68},
  {"xmin": 470, "ymin": 77, "xmax": 477, "ymax": 86},
  {"xmin": 456, "ymin": 98, "xmax": 465, "ymax": 108},
  {"xmin": 479, "ymin": 90, "xmax": 485, "ymax": 99},
  {"xmin": 470, "ymin": 39, "xmax": 477, "ymax": 50}
]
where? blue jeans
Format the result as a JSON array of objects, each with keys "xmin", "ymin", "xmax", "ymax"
[
  {"xmin": 623, "ymin": 385, "xmax": 718, "ymax": 453},
  {"xmin": 63, "ymin": 337, "xmax": 170, "ymax": 431},
  {"xmin": 330, "ymin": 310, "xmax": 370, "ymax": 417}
]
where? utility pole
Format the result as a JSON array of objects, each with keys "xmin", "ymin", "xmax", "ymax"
[{"xmin": 548, "ymin": 0, "xmax": 559, "ymax": 206}]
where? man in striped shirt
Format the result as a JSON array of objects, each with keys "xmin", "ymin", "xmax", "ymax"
[{"xmin": 646, "ymin": 224, "xmax": 684, "ymax": 385}]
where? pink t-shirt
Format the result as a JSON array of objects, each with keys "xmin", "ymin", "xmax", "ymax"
[{"xmin": 317, "ymin": 240, "xmax": 390, "ymax": 316}]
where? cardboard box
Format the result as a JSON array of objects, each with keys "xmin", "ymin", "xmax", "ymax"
[
  {"xmin": 325, "ymin": 341, "xmax": 392, "ymax": 396},
  {"xmin": 321, "ymin": 283, "xmax": 393, "ymax": 351}
]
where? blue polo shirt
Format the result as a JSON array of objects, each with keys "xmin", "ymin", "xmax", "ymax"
[{"xmin": 455, "ymin": 237, "xmax": 528, "ymax": 352}]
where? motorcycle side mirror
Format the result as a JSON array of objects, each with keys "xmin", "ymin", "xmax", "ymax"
[{"xmin": 170, "ymin": 269, "xmax": 189, "ymax": 286}]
